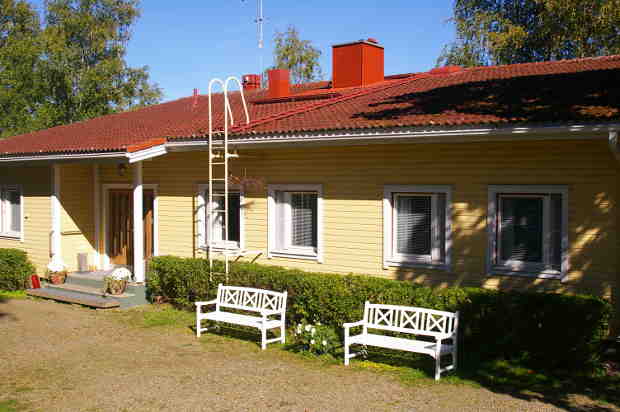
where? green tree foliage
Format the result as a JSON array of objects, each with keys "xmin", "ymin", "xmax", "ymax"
[
  {"xmin": 0, "ymin": 0, "xmax": 161, "ymax": 138},
  {"xmin": 438, "ymin": 0, "xmax": 620, "ymax": 67},
  {"xmin": 270, "ymin": 25, "xmax": 322, "ymax": 84}
]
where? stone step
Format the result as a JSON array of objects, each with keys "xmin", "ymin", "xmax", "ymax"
[
  {"xmin": 27, "ymin": 288, "xmax": 120, "ymax": 309},
  {"xmin": 47, "ymin": 283, "xmax": 134, "ymax": 298}
]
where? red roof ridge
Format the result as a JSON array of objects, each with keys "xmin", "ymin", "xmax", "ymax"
[{"xmin": 463, "ymin": 54, "xmax": 620, "ymax": 72}]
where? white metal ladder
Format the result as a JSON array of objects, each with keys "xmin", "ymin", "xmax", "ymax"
[{"xmin": 207, "ymin": 77, "xmax": 250, "ymax": 282}]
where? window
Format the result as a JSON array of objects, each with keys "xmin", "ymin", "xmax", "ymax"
[
  {"xmin": 383, "ymin": 185, "xmax": 451, "ymax": 269},
  {"xmin": 197, "ymin": 185, "xmax": 243, "ymax": 250},
  {"xmin": 0, "ymin": 185, "xmax": 22, "ymax": 239},
  {"xmin": 488, "ymin": 185, "xmax": 568, "ymax": 279},
  {"xmin": 268, "ymin": 184, "xmax": 323, "ymax": 261}
]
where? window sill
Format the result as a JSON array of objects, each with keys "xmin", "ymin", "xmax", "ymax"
[
  {"xmin": 384, "ymin": 259, "xmax": 449, "ymax": 271},
  {"xmin": 269, "ymin": 250, "xmax": 320, "ymax": 262},
  {"xmin": 489, "ymin": 266, "xmax": 564, "ymax": 281},
  {"xmin": 0, "ymin": 234, "xmax": 21, "ymax": 241}
]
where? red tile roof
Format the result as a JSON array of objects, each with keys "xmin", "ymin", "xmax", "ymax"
[{"xmin": 0, "ymin": 55, "xmax": 619, "ymax": 157}]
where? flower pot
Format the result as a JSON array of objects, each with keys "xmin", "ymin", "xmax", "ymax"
[
  {"xmin": 49, "ymin": 273, "xmax": 66, "ymax": 285},
  {"xmin": 105, "ymin": 278, "xmax": 128, "ymax": 295}
]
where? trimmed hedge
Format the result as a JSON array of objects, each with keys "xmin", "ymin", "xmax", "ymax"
[
  {"xmin": 147, "ymin": 256, "xmax": 611, "ymax": 369},
  {"xmin": 0, "ymin": 248, "xmax": 35, "ymax": 291}
]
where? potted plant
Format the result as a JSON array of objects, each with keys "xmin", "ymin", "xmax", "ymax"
[
  {"xmin": 103, "ymin": 267, "xmax": 132, "ymax": 295},
  {"xmin": 47, "ymin": 260, "xmax": 67, "ymax": 285}
]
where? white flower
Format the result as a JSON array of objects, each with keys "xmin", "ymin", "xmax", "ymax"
[
  {"xmin": 296, "ymin": 324, "xmax": 301, "ymax": 332},
  {"xmin": 317, "ymin": 321, "xmax": 321, "ymax": 326},
  {"xmin": 311, "ymin": 328, "xmax": 316, "ymax": 336},
  {"xmin": 310, "ymin": 339, "xmax": 315, "ymax": 345},
  {"xmin": 322, "ymin": 340, "xmax": 327, "ymax": 346},
  {"xmin": 305, "ymin": 325, "xmax": 311, "ymax": 332}
]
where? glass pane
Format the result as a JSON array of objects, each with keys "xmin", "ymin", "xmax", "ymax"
[
  {"xmin": 396, "ymin": 195, "xmax": 431, "ymax": 256},
  {"xmin": 291, "ymin": 193, "xmax": 317, "ymax": 248},
  {"xmin": 8, "ymin": 190, "xmax": 20, "ymax": 233},
  {"xmin": 500, "ymin": 197, "xmax": 543, "ymax": 263},
  {"xmin": 211, "ymin": 193, "xmax": 240, "ymax": 243}
]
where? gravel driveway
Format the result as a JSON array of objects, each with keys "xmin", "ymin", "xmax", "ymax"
[{"xmin": 1, "ymin": 298, "xmax": 617, "ymax": 412}]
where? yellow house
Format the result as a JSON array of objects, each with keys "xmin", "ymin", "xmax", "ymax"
[{"xmin": 0, "ymin": 40, "xmax": 618, "ymax": 331}]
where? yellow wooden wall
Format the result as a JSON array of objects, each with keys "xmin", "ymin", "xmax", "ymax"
[
  {"xmin": 93, "ymin": 138, "xmax": 619, "ymax": 330},
  {"xmin": 0, "ymin": 165, "xmax": 52, "ymax": 272},
  {"xmin": 59, "ymin": 164, "xmax": 96, "ymax": 272}
]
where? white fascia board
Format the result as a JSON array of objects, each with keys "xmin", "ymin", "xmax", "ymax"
[
  {"xmin": 166, "ymin": 123, "xmax": 620, "ymax": 151},
  {"xmin": 0, "ymin": 143, "xmax": 167, "ymax": 164},
  {"xmin": 0, "ymin": 151, "xmax": 127, "ymax": 163},
  {"xmin": 127, "ymin": 144, "xmax": 167, "ymax": 163}
]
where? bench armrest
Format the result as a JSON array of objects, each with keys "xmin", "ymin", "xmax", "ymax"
[
  {"xmin": 343, "ymin": 320, "xmax": 365, "ymax": 330},
  {"xmin": 195, "ymin": 299, "xmax": 217, "ymax": 308}
]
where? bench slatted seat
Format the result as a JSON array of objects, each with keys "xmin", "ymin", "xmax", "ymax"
[
  {"xmin": 344, "ymin": 301, "xmax": 459, "ymax": 380},
  {"xmin": 195, "ymin": 284, "xmax": 287, "ymax": 350}
]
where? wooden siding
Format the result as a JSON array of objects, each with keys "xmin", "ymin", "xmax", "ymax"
[
  {"xmin": 0, "ymin": 165, "xmax": 51, "ymax": 272},
  {"xmin": 93, "ymin": 138, "xmax": 620, "ymax": 331},
  {"xmin": 60, "ymin": 164, "xmax": 96, "ymax": 272}
]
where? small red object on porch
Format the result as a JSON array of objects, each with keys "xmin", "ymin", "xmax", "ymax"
[{"xmin": 30, "ymin": 274, "xmax": 41, "ymax": 289}]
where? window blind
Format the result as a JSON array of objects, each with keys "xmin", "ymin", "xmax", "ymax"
[
  {"xmin": 396, "ymin": 195, "xmax": 432, "ymax": 256},
  {"xmin": 499, "ymin": 196, "xmax": 544, "ymax": 263},
  {"xmin": 291, "ymin": 192, "xmax": 317, "ymax": 248}
]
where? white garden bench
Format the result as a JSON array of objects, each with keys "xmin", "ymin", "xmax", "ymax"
[
  {"xmin": 195, "ymin": 284, "xmax": 287, "ymax": 350},
  {"xmin": 344, "ymin": 302, "xmax": 459, "ymax": 380}
]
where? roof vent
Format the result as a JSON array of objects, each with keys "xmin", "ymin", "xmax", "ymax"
[
  {"xmin": 242, "ymin": 74, "xmax": 261, "ymax": 91},
  {"xmin": 332, "ymin": 38, "xmax": 384, "ymax": 89},
  {"xmin": 267, "ymin": 69, "xmax": 290, "ymax": 98}
]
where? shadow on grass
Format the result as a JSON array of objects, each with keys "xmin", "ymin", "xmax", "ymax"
[{"xmin": 142, "ymin": 304, "xmax": 620, "ymax": 411}]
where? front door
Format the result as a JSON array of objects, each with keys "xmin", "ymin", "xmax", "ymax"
[{"xmin": 107, "ymin": 189, "xmax": 154, "ymax": 268}]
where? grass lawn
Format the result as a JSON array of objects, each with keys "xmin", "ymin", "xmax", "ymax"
[{"xmin": 114, "ymin": 304, "xmax": 620, "ymax": 408}]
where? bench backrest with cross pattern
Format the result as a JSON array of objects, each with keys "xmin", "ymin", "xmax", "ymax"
[
  {"xmin": 363, "ymin": 302, "xmax": 458, "ymax": 339},
  {"xmin": 215, "ymin": 284, "xmax": 287, "ymax": 314}
]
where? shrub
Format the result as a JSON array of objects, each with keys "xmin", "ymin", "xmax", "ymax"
[
  {"xmin": 147, "ymin": 256, "xmax": 612, "ymax": 370},
  {"xmin": 0, "ymin": 249, "xmax": 36, "ymax": 291}
]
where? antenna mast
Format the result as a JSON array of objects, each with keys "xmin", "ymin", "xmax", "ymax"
[{"xmin": 256, "ymin": 0, "xmax": 264, "ymax": 82}]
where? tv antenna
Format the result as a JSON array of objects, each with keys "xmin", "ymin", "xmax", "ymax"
[{"xmin": 243, "ymin": 0, "xmax": 266, "ymax": 83}]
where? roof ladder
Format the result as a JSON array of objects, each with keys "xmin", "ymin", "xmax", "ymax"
[{"xmin": 207, "ymin": 77, "xmax": 250, "ymax": 283}]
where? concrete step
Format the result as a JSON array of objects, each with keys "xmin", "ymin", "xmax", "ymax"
[
  {"xmin": 27, "ymin": 287, "xmax": 120, "ymax": 309},
  {"xmin": 47, "ymin": 283, "xmax": 134, "ymax": 298}
]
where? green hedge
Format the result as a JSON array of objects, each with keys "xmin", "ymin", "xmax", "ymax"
[
  {"xmin": 147, "ymin": 256, "xmax": 611, "ymax": 369},
  {"xmin": 0, "ymin": 248, "xmax": 35, "ymax": 291}
]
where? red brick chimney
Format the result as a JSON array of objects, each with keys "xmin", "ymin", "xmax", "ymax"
[
  {"xmin": 242, "ymin": 74, "xmax": 261, "ymax": 91},
  {"xmin": 332, "ymin": 38, "xmax": 384, "ymax": 89},
  {"xmin": 267, "ymin": 69, "xmax": 290, "ymax": 98}
]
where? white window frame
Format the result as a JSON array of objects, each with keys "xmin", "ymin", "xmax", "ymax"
[
  {"xmin": 268, "ymin": 184, "xmax": 323, "ymax": 262},
  {"xmin": 197, "ymin": 184, "xmax": 244, "ymax": 251},
  {"xmin": 383, "ymin": 185, "xmax": 452, "ymax": 270},
  {"xmin": 0, "ymin": 184, "xmax": 24, "ymax": 241},
  {"xmin": 488, "ymin": 185, "xmax": 569, "ymax": 281}
]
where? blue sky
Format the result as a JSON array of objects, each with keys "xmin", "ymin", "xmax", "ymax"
[{"xmin": 30, "ymin": 1, "xmax": 456, "ymax": 102}]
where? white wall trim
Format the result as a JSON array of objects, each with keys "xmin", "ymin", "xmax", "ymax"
[
  {"xmin": 127, "ymin": 144, "xmax": 168, "ymax": 163},
  {"xmin": 101, "ymin": 183, "xmax": 159, "ymax": 273},
  {"xmin": 487, "ymin": 185, "xmax": 569, "ymax": 282},
  {"xmin": 196, "ymin": 183, "xmax": 244, "ymax": 251},
  {"xmin": 383, "ymin": 185, "xmax": 452, "ymax": 271},
  {"xmin": 93, "ymin": 164, "xmax": 101, "ymax": 269},
  {"xmin": 267, "ymin": 184, "xmax": 324, "ymax": 263},
  {"xmin": 50, "ymin": 164, "xmax": 64, "ymax": 267}
]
